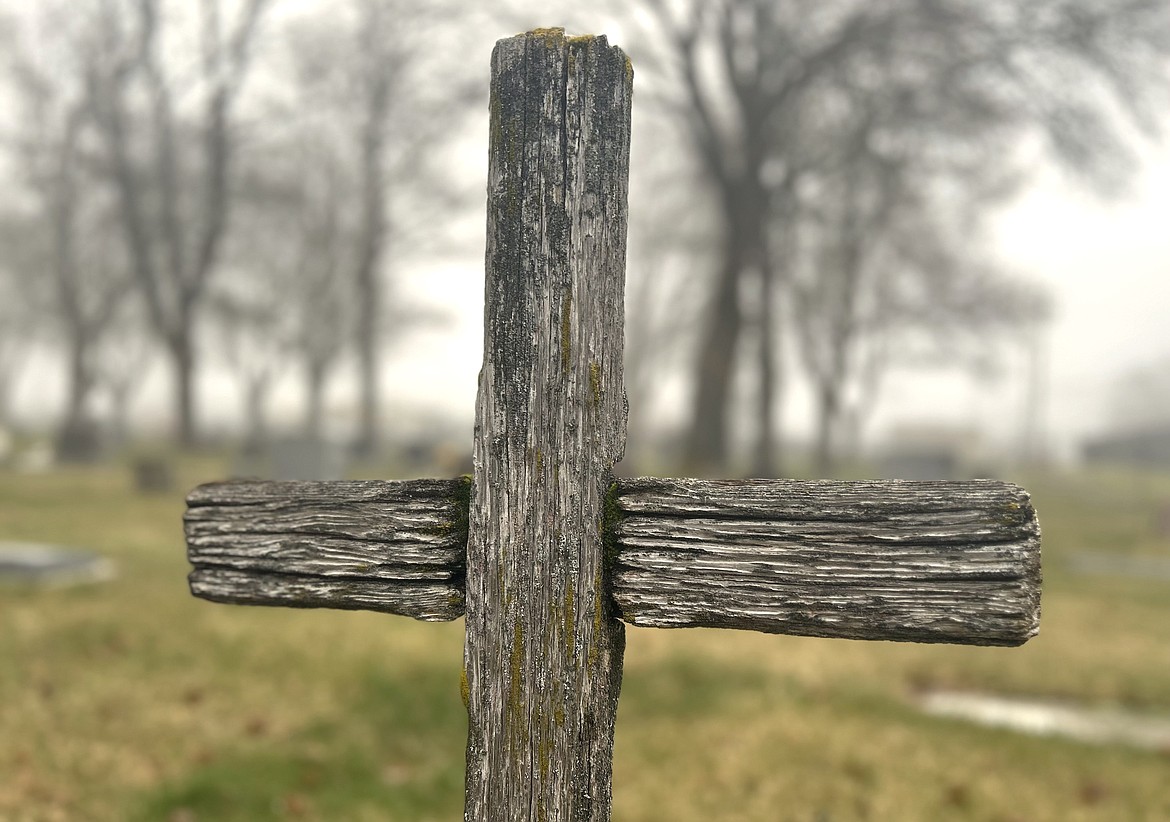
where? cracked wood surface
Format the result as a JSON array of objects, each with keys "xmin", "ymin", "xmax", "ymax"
[
  {"xmin": 185, "ymin": 478, "xmax": 466, "ymax": 620},
  {"xmin": 462, "ymin": 29, "xmax": 632, "ymax": 822},
  {"xmin": 611, "ymin": 477, "xmax": 1041, "ymax": 646},
  {"xmin": 186, "ymin": 476, "xmax": 1040, "ymax": 646}
]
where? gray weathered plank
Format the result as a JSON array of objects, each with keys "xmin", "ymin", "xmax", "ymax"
[
  {"xmin": 462, "ymin": 29, "xmax": 632, "ymax": 822},
  {"xmin": 611, "ymin": 477, "xmax": 1041, "ymax": 646},
  {"xmin": 183, "ymin": 474, "xmax": 1040, "ymax": 645},
  {"xmin": 188, "ymin": 568, "xmax": 463, "ymax": 622},
  {"xmin": 185, "ymin": 478, "xmax": 466, "ymax": 620},
  {"xmin": 177, "ymin": 472, "xmax": 1038, "ymax": 645}
]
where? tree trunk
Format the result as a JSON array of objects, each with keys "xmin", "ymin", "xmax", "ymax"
[
  {"xmin": 64, "ymin": 336, "xmax": 89, "ymax": 431},
  {"xmin": 354, "ymin": 290, "xmax": 378, "ymax": 456},
  {"xmin": 108, "ymin": 382, "xmax": 132, "ymax": 450},
  {"xmin": 0, "ymin": 359, "xmax": 15, "ymax": 429},
  {"xmin": 686, "ymin": 175, "xmax": 775, "ymax": 475},
  {"xmin": 171, "ymin": 331, "xmax": 197, "ymax": 449},
  {"xmin": 813, "ymin": 381, "xmax": 841, "ymax": 477},
  {"xmin": 243, "ymin": 374, "xmax": 269, "ymax": 453},
  {"xmin": 56, "ymin": 335, "xmax": 99, "ymax": 462},
  {"xmin": 352, "ymin": 8, "xmax": 390, "ymax": 460},
  {"xmin": 751, "ymin": 255, "xmax": 780, "ymax": 478},
  {"xmin": 684, "ymin": 219, "xmax": 745, "ymax": 473},
  {"xmin": 838, "ymin": 403, "xmax": 863, "ymax": 467},
  {"xmin": 305, "ymin": 358, "xmax": 327, "ymax": 442},
  {"xmin": 90, "ymin": 0, "xmax": 267, "ymax": 451}
]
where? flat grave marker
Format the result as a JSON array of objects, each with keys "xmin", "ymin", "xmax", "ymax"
[
  {"xmin": 0, "ymin": 542, "xmax": 115, "ymax": 589},
  {"xmin": 919, "ymin": 691, "xmax": 1170, "ymax": 750}
]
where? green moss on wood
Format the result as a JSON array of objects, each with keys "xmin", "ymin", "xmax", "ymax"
[
  {"xmin": 488, "ymin": 75, "xmax": 520, "ymax": 212},
  {"xmin": 601, "ymin": 479, "xmax": 623, "ymax": 571},
  {"xmin": 528, "ymin": 27, "xmax": 565, "ymax": 43},
  {"xmin": 537, "ymin": 731, "xmax": 551, "ymax": 797},
  {"xmin": 588, "ymin": 576, "xmax": 603, "ymax": 669},
  {"xmin": 427, "ymin": 475, "xmax": 472, "ymax": 546},
  {"xmin": 560, "ymin": 294, "xmax": 572, "ymax": 374},
  {"xmin": 999, "ymin": 499, "xmax": 1030, "ymax": 526},
  {"xmin": 588, "ymin": 361, "xmax": 602, "ymax": 409},
  {"xmin": 508, "ymin": 619, "xmax": 525, "ymax": 748},
  {"xmin": 564, "ymin": 577, "xmax": 576, "ymax": 643}
]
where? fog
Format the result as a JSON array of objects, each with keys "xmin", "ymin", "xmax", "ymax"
[{"xmin": 2, "ymin": 0, "xmax": 1169, "ymax": 476}]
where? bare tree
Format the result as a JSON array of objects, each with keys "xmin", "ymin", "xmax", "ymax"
[
  {"xmin": 622, "ymin": 111, "xmax": 715, "ymax": 465},
  {"xmin": 292, "ymin": 157, "xmax": 353, "ymax": 443},
  {"xmin": 627, "ymin": 0, "xmax": 904, "ymax": 473},
  {"xmin": 226, "ymin": 122, "xmax": 353, "ymax": 445},
  {"xmin": 348, "ymin": 0, "xmax": 393, "ymax": 458},
  {"xmin": 791, "ymin": 180, "xmax": 1050, "ymax": 474},
  {"xmin": 92, "ymin": 314, "xmax": 154, "ymax": 449},
  {"xmin": 781, "ymin": 0, "xmax": 1158, "ymax": 474},
  {"xmin": 0, "ymin": 217, "xmax": 39, "ymax": 431},
  {"xmin": 207, "ymin": 285, "xmax": 285, "ymax": 453},
  {"xmin": 84, "ymin": 0, "xmax": 270, "ymax": 447},
  {"xmin": 0, "ymin": 0, "xmax": 32, "ymax": 426},
  {"xmin": 274, "ymin": 0, "xmax": 477, "ymax": 457},
  {"xmin": 3, "ymin": 7, "xmax": 138, "ymax": 459},
  {"xmin": 625, "ymin": 0, "xmax": 1170, "ymax": 474}
]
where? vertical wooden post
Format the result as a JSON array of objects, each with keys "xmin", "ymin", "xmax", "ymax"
[{"xmin": 463, "ymin": 29, "xmax": 633, "ymax": 822}]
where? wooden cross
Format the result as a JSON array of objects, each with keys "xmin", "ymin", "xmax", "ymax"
[{"xmin": 185, "ymin": 29, "xmax": 1041, "ymax": 822}]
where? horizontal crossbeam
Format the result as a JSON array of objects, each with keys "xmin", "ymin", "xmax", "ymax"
[
  {"xmin": 185, "ymin": 475, "xmax": 1040, "ymax": 646},
  {"xmin": 185, "ymin": 478, "xmax": 467, "ymax": 621},
  {"xmin": 613, "ymin": 477, "xmax": 1039, "ymax": 646}
]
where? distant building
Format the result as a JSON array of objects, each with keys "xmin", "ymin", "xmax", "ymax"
[{"xmin": 1082, "ymin": 426, "xmax": 1170, "ymax": 469}]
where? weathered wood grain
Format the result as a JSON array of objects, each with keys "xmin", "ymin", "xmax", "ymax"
[
  {"xmin": 185, "ymin": 478, "xmax": 466, "ymax": 621},
  {"xmin": 183, "ymin": 473, "xmax": 1041, "ymax": 645},
  {"xmin": 183, "ymin": 473, "xmax": 1041, "ymax": 639},
  {"xmin": 463, "ymin": 29, "xmax": 632, "ymax": 822},
  {"xmin": 188, "ymin": 568, "xmax": 463, "ymax": 621},
  {"xmin": 611, "ymin": 477, "xmax": 1041, "ymax": 646}
]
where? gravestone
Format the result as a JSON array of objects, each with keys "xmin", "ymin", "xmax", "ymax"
[
  {"xmin": 1155, "ymin": 503, "xmax": 1170, "ymax": 539},
  {"xmin": 133, "ymin": 456, "xmax": 174, "ymax": 493},
  {"xmin": 0, "ymin": 542, "xmax": 115, "ymax": 588},
  {"xmin": 270, "ymin": 436, "xmax": 344, "ymax": 481},
  {"xmin": 230, "ymin": 437, "xmax": 347, "ymax": 481},
  {"xmin": 878, "ymin": 445, "xmax": 959, "ymax": 480},
  {"xmin": 16, "ymin": 442, "xmax": 54, "ymax": 475},
  {"xmin": 184, "ymin": 29, "xmax": 1042, "ymax": 822},
  {"xmin": 920, "ymin": 691, "xmax": 1170, "ymax": 750},
  {"xmin": 1068, "ymin": 552, "xmax": 1170, "ymax": 581}
]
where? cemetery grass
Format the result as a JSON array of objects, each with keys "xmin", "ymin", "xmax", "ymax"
[{"xmin": 1, "ymin": 462, "xmax": 1169, "ymax": 821}]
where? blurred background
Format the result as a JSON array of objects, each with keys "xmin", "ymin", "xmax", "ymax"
[
  {"xmin": 1, "ymin": 1, "xmax": 1169, "ymax": 820},
  {"xmin": 1, "ymin": 0, "xmax": 1168, "ymax": 478}
]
